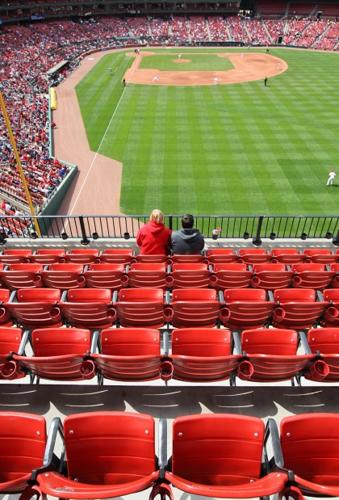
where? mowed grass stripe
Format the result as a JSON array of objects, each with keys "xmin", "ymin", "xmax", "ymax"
[{"xmin": 77, "ymin": 48, "xmax": 339, "ymax": 215}]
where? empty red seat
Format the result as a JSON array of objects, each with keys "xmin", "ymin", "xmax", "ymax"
[
  {"xmin": 271, "ymin": 248, "xmax": 303, "ymax": 264},
  {"xmin": 84, "ymin": 263, "xmax": 127, "ymax": 290},
  {"xmin": 165, "ymin": 414, "xmax": 286, "ymax": 498},
  {"xmin": 35, "ymin": 412, "xmax": 160, "ymax": 499},
  {"xmin": 306, "ymin": 328, "xmax": 339, "ymax": 382},
  {"xmin": 168, "ymin": 263, "xmax": 211, "ymax": 289},
  {"xmin": 127, "ymin": 262, "xmax": 168, "ymax": 288},
  {"xmin": 292, "ymin": 263, "xmax": 334, "ymax": 290},
  {"xmin": 0, "ymin": 327, "xmax": 23, "ymax": 380},
  {"xmin": 280, "ymin": 413, "xmax": 339, "ymax": 497},
  {"xmin": 273, "ymin": 289, "xmax": 326, "ymax": 329},
  {"xmin": 171, "ymin": 328, "xmax": 240, "ymax": 382},
  {"xmin": 114, "ymin": 288, "xmax": 166, "ymax": 328},
  {"xmin": 60, "ymin": 289, "xmax": 116, "ymax": 329},
  {"xmin": 41, "ymin": 263, "xmax": 85, "ymax": 289},
  {"xmin": 100, "ymin": 248, "xmax": 133, "ymax": 264},
  {"xmin": 92, "ymin": 328, "xmax": 170, "ymax": 381},
  {"xmin": 0, "ymin": 412, "xmax": 46, "ymax": 493},
  {"xmin": 238, "ymin": 248, "xmax": 270, "ymax": 263},
  {"xmin": 331, "ymin": 263, "xmax": 339, "ymax": 288},
  {"xmin": 66, "ymin": 248, "xmax": 99, "ymax": 264},
  {"xmin": 238, "ymin": 328, "xmax": 314, "ymax": 383},
  {"xmin": 0, "ymin": 263, "xmax": 43, "ymax": 289},
  {"xmin": 0, "ymin": 249, "xmax": 32, "ymax": 264},
  {"xmin": 303, "ymin": 248, "xmax": 336, "ymax": 264},
  {"xmin": 135, "ymin": 254, "xmax": 168, "ymax": 263},
  {"xmin": 206, "ymin": 248, "xmax": 237, "ymax": 264},
  {"xmin": 7, "ymin": 289, "xmax": 62, "ymax": 329},
  {"xmin": 170, "ymin": 288, "xmax": 220, "ymax": 328},
  {"xmin": 13, "ymin": 327, "xmax": 95, "ymax": 381},
  {"xmin": 220, "ymin": 289, "xmax": 274, "ymax": 330},
  {"xmin": 323, "ymin": 288, "xmax": 339, "ymax": 327},
  {"xmin": 0, "ymin": 289, "xmax": 12, "ymax": 326},
  {"xmin": 31, "ymin": 248, "xmax": 65, "ymax": 264},
  {"xmin": 170, "ymin": 254, "xmax": 206, "ymax": 264},
  {"xmin": 251, "ymin": 263, "xmax": 293, "ymax": 290},
  {"xmin": 210, "ymin": 263, "xmax": 252, "ymax": 289}
]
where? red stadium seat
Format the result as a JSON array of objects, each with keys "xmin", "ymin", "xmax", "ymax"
[
  {"xmin": 13, "ymin": 327, "xmax": 95, "ymax": 381},
  {"xmin": 92, "ymin": 328, "xmax": 170, "ymax": 381},
  {"xmin": 303, "ymin": 248, "xmax": 336, "ymax": 264},
  {"xmin": 330, "ymin": 263, "xmax": 339, "ymax": 288},
  {"xmin": 210, "ymin": 263, "xmax": 252, "ymax": 289},
  {"xmin": 170, "ymin": 254, "xmax": 206, "ymax": 264},
  {"xmin": 41, "ymin": 263, "xmax": 85, "ymax": 289},
  {"xmin": 84, "ymin": 263, "xmax": 127, "ymax": 290},
  {"xmin": 0, "ymin": 327, "xmax": 24, "ymax": 380},
  {"xmin": 7, "ymin": 289, "xmax": 62, "ymax": 329},
  {"xmin": 251, "ymin": 263, "xmax": 293, "ymax": 290},
  {"xmin": 127, "ymin": 262, "xmax": 168, "ymax": 288},
  {"xmin": 100, "ymin": 248, "xmax": 134, "ymax": 264},
  {"xmin": 168, "ymin": 263, "xmax": 211, "ymax": 289},
  {"xmin": 292, "ymin": 263, "xmax": 334, "ymax": 290},
  {"xmin": 35, "ymin": 412, "xmax": 160, "ymax": 499},
  {"xmin": 0, "ymin": 412, "xmax": 46, "ymax": 493},
  {"xmin": 238, "ymin": 328, "xmax": 315, "ymax": 383},
  {"xmin": 238, "ymin": 248, "xmax": 270, "ymax": 263},
  {"xmin": 0, "ymin": 263, "xmax": 43, "ymax": 289},
  {"xmin": 31, "ymin": 248, "xmax": 65, "ymax": 264},
  {"xmin": 273, "ymin": 288, "xmax": 326, "ymax": 329},
  {"xmin": 114, "ymin": 288, "xmax": 167, "ymax": 328},
  {"xmin": 220, "ymin": 289, "xmax": 273, "ymax": 330},
  {"xmin": 170, "ymin": 288, "xmax": 220, "ymax": 328},
  {"xmin": 60, "ymin": 289, "xmax": 116, "ymax": 329},
  {"xmin": 135, "ymin": 254, "xmax": 168, "ymax": 263},
  {"xmin": 280, "ymin": 413, "xmax": 339, "ymax": 497},
  {"xmin": 66, "ymin": 248, "xmax": 99, "ymax": 264},
  {"xmin": 165, "ymin": 414, "xmax": 286, "ymax": 498},
  {"xmin": 206, "ymin": 248, "xmax": 237, "ymax": 264},
  {"xmin": 306, "ymin": 328, "xmax": 339, "ymax": 382},
  {"xmin": 0, "ymin": 289, "xmax": 12, "ymax": 326},
  {"xmin": 322, "ymin": 289, "xmax": 339, "ymax": 326},
  {"xmin": 171, "ymin": 328, "xmax": 241, "ymax": 382},
  {"xmin": 271, "ymin": 248, "xmax": 303, "ymax": 264},
  {"xmin": 0, "ymin": 249, "xmax": 32, "ymax": 264}
]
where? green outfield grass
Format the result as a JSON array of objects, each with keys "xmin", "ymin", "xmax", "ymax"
[
  {"xmin": 76, "ymin": 48, "xmax": 339, "ymax": 215},
  {"xmin": 139, "ymin": 52, "xmax": 234, "ymax": 71}
]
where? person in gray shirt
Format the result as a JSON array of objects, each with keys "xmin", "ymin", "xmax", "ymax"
[{"xmin": 171, "ymin": 214, "xmax": 205, "ymax": 254}]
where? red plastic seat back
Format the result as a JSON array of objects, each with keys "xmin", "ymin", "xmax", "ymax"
[
  {"xmin": 32, "ymin": 249, "xmax": 65, "ymax": 264},
  {"xmin": 206, "ymin": 248, "xmax": 236, "ymax": 263},
  {"xmin": 66, "ymin": 248, "xmax": 99, "ymax": 264},
  {"xmin": 292, "ymin": 264, "xmax": 333, "ymax": 290},
  {"xmin": 172, "ymin": 414, "xmax": 264, "ymax": 485},
  {"xmin": 64, "ymin": 412, "xmax": 156, "ymax": 484},
  {"xmin": 42, "ymin": 264, "xmax": 85, "ymax": 289},
  {"xmin": 66, "ymin": 289, "xmax": 112, "ymax": 303},
  {"xmin": 116, "ymin": 289, "xmax": 165, "ymax": 328},
  {"xmin": 100, "ymin": 328, "xmax": 160, "ymax": 356},
  {"xmin": 251, "ymin": 264, "xmax": 292, "ymax": 290},
  {"xmin": 85, "ymin": 264, "xmax": 125, "ymax": 290},
  {"xmin": 8, "ymin": 289, "xmax": 62, "ymax": 329},
  {"xmin": 100, "ymin": 249, "xmax": 133, "ymax": 264},
  {"xmin": 307, "ymin": 328, "xmax": 339, "ymax": 354},
  {"xmin": 127, "ymin": 263, "xmax": 167, "ymax": 289},
  {"xmin": 118, "ymin": 288, "xmax": 164, "ymax": 303},
  {"xmin": 0, "ymin": 412, "xmax": 46, "ymax": 488},
  {"xmin": 0, "ymin": 327, "xmax": 22, "ymax": 357},
  {"xmin": 170, "ymin": 263, "xmax": 210, "ymax": 289},
  {"xmin": 253, "ymin": 264, "xmax": 286, "ymax": 272},
  {"xmin": 172, "ymin": 328, "xmax": 231, "ymax": 356},
  {"xmin": 238, "ymin": 248, "xmax": 269, "ymax": 263},
  {"xmin": 171, "ymin": 289, "xmax": 220, "ymax": 328},
  {"xmin": 172, "ymin": 288, "xmax": 217, "ymax": 302},
  {"xmin": 271, "ymin": 248, "xmax": 302, "ymax": 264},
  {"xmin": 242, "ymin": 328, "xmax": 298, "ymax": 355},
  {"xmin": 323, "ymin": 289, "xmax": 339, "ymax": 302},
  {"xmin": 274, "ymin": 288, "xmax": 316, "ymax": 303},
  {"xmin": 135, "ymin": 254, "xmax": 168, "ymax": 263},
  {"xmin": 281, "ymin": 413, "xmax": 339, "ymax": 486},
  {"xmin": 303, "ymin": 248, "xmax": 336, "ymax": 263},
  {"xmin": 31, "ymin": 328, "xmax": 91, "ymax": 356},
  {"xmin": 0, "ymin": 249, "xmax": 32, "ymax": 264},
  {"xmin": 224, "ymin": 289, "xmax": 266, "ymax": 302},
  {"xmin": 17, "ymin": 288, "xmax": 61, "ymax": 303},
  {"xmin": 0, "ymin": 264, "xmax": 43, "ymax": 289},
  {"xmin": 171, "ymin": 255, "xmax": 205, "ymax": 264},
  {"xmin": 211, "ymin": 264, "xmax": 251, "ymax": 289},
  {"xmin": 0, "ymin": 289, "xmax": 10, "ymax": 303}
]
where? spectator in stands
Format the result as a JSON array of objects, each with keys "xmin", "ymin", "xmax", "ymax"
[
  {"xmin": 171, "ymin": 214, "xmax": 205, "ymax": 254},
  {"xmin": 136, "ymin": 209, "xmax": 171, "ymax": 255}
]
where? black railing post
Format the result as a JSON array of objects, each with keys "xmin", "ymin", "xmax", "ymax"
[
  {"xmin": 169, "ymin": 215, "xmax": 173, "ymax": 230},
  {"xmin": 79, "ymin": 216, "xmax": 90, "ymax": 245},
  {"xmin": 252, "ymin": 216, "xmax": 264, "ymax": 246}
]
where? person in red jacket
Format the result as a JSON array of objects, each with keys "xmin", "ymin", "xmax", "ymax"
[{"xmin": 136, "ymin": 209, "xmax": 171, "ymax": 255}]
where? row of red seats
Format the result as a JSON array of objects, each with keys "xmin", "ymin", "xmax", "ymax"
[
  {"xmin": 0, "ymin": 287, "xmax": 338, "ymax": 330},
  {"xmin": 1, "ymin": 247, "xmax": 339, "ymax": 264},
  {"xmin": 1, "ymin": 411, "xmax": 339, "ymax": 499},
  {"xmin": 0, "ymin": 262, "xmax": 338, "ymax": 290},
  {"xmin": 1, "ymin": 326, "xmax": 338, "ymax": 384}
]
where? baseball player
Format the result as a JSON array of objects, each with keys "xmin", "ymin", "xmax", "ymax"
[{"xmin": 326, "ymin": 170, "xmax": 336, "ymax": 186}]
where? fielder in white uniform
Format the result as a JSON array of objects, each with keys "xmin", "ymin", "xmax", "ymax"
[{"xmin": 326, "ymin": 170, "xmax": 336, "ymax": 186}]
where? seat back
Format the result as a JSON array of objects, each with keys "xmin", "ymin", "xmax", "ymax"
[
  {"xmin": 206, "ymin": 248, "xmax": 236, "ymax": 263},
  {"xmin": 292, "ymin": 264, "xmax": 333, "ymax": 290},
  {"xmin": 323, "ymin": 289, "xmax": 339, "ymax": 303},
  {"xmin": 66, "ymin": 249, "xmax": 99, "ymax": 264},
  {"xmin": 271, "ymin": 248, "xmax": 302, "ymax": 264},
  {"xmin": 42, "ymin": 264, "xmax": 85, "ymax": 289},
  {"xmin": 242, "ymin": 328, "xmax": 298, "ymax": 355},
  {"xmin": 31, "ymin": 328, "xmax": 91, "ymax": 356},
  {"xmin": 8, "ymin": 293, "xmax": 62, "ymax": 328},
  {"xmin": 171, "ymin": 255, "xmax": 205, "ymax": 264},
  {"xmin": 170, "ymin": 263, "xmax": 210, "ymax": 289},
  {"xmin": 281, "ymin": 414, "xmax": 339, "ymax": 486},
  {"xmin": 116, "ymin": 289, "xmax": 165, "ymax": 328},
  {"xmin": 171, "ymin": 289, "xmax": 220, "ymax": 328},
  {"xmin": 307, "ymin": 328, "xmax": 339, "ymax": 381},
  {"xmin": 0, "ymin": 264, "xmax": 43, "ymax": 289},
  {"xmin": 64, "ymin": 412, "xmax": 156, "ymax": 484},
  {"xmin": 17, "ymin": 288, "xmax": 61, "ymax": 303},
  {"xmin": 31, "ymin": 249, "xmax": 65, "ymax": 264},
  {"xmin": 224, "ymin": 288, "xmax": 267, "ymax": 302},
  {"xmin": 0, "ymin": 249, "xmax": 32, "ymax": 264},
  {"xmin": 251, "ymin": 264, "xmax": 292, "ymax": 290},
  {"xmin": 238, "ymin": 248, "xmax": 269, "ymax": 263},
  {"xmin": 0, "ymin": 412, "xmax": 46, "ymax": 490},
  {"xmin": 0, "ymin": 327, "xmax": 22, "ymax": 379},
  {"xmin": 100, "ymin": 248, "xmax": 133, "ymax": 264},
  {"xmin": 118, "ymin": 288, "xmax": 164, "ymax": 303},
  {"xmin": 85, "ymin": 264, "xmax": 125, "ymax": 290},
  {"xmin": 222, "ymin": 289, "xmax": 273, "ymax": 329},
  {"xmin": 61, "ymin": 290, "xmax": 115, "ymax": 329},
  {"xmin": 172, "ymin": 288, "xmax": 217, "ymax": 302},
  {"xmin": 128, "ymin": 263, "xmax": 167, "ymax": 288},
  {"xmin": 211, "ymin": 263, "xmax": 251, "ymax": 289},
  {"xmin": 66, "ymin": 289, "xmax": 112, "ymax": 303},
  {"xmin": 274, "ymin": 288, "xmax": 316, "ymax": 303},
  {"xmin": 172, "ymin": 414, "xmax": 264, "ymax": 485},
  {"xmin": 303, "ymin": 248, "xmax": 336, "ymax": 264}
]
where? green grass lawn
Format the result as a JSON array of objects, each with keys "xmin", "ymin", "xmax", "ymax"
[
  {"xmin": 76, "ymin": 48, "xmax": 339, "ymax": 215},
  {"xmin": 139, "ymin": 53, "xmax": 234, "ymax": 71}
]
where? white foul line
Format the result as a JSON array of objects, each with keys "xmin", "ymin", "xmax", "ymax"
[{"xmin": 68, "ymin": 87, "xmax": 126, "ymax": 215}]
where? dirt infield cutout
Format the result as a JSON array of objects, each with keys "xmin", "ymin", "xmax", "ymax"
[{"xmin": 125, "ymin": 51, "xmax": 288, "ymax": 86}]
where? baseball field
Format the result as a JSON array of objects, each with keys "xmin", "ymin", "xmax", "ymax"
[{"xmin": 76, "ymin": 47, "xmax": 339, "ymax": 215}]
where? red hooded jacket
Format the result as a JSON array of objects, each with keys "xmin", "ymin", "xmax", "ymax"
[{"xmin": 136, "ymin": 221, "xmax": 171, "ymax": 255}]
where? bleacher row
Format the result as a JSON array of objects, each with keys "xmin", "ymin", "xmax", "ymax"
[{"xmin": 1, "ymin": 411, "xmax": 339, "ymax": 499}]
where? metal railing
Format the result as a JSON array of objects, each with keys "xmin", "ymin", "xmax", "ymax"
[{"xmin": 0, "ymin": 214, "xmax": 338, "ymax": 244}]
